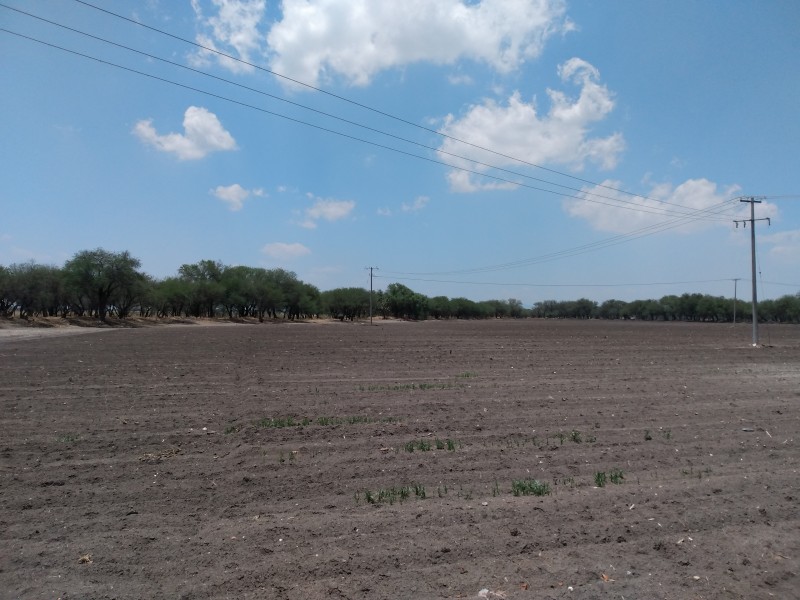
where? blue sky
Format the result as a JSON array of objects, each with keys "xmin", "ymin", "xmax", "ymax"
[{"xmin": 1, "ymin": 0, "xmax": 798, "ymax": 304}]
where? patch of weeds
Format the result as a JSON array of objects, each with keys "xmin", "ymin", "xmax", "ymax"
[
  {"xmin": 405, "ymin": 438, "xmax": 455, "ymax": 452},
  {"xmin": 223, "ymin": 424, "xmax": 238, "ymax": 435},
  {"xmin": 458, "ymin": 486, "xmax": 473, "ymax": 500},
  {"xmin": 569, "ymin": 429, "xmax": 583, "ymax": 443},
  {"xmin": 559, "ymin": 476, "xmax": 576, "ymax": 488},
  {"xmin": 492, "ymin": 480, "xmax": 501, "ymax": 497},
  {"xmin": 586, "ymin": 434, "xmax": 597, "ymax": 443},
  {"xmin": 609, "ymin": 468, "xmax": 625, "ymax": 484},
  {"xmin": 57, "ymin": 433, "xmax": 79, "ymax": 443},
  {"xmin": 511, "ymin": 478, "xmax": 551, "ymax": 497},
  {"xmin": 644, "ymin": 429, "xmax": 653, "ymax": 441},
  {"xmin": 361, "ymin": 483, "xmax": 426, "ymax": 506},
  {"xmin": 594, "ymin": 471, "xmax": 608, "ymax": 487},
  {"xmin": 359, "ymin": 382, "xmax": 456, "ymax": 392},
  {"xmin": 256, "ymin": 416, "xmax": 311, "ymax": 429},
  {"xmin": 556, "ymin": 432, "xmax": 566, "ymax": 445},
  {"xmin": 457, "ymin": 371, "xmax": 478, "ymax": 378}
]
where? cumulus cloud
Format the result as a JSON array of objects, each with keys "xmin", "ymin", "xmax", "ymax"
[
  {"xmin": 133, "ymin": 106, "xmax": 237, "ymax": 160},
  {"xmin": 189, "ymin": 0, "xmax": 267, "ymax": 73},
  {"xmin": 266, "ymin": 0, "xmax": 571, "ymax": 87},
  {"xmin": 562, "ymin": 178, "xmax": 752, "ymax": 234},
  {"xmin": 261, "ymin": 242, "xmax": 311, "ymax": 260},
  {"xmin": 437, "ymin": 58, "xmax": 624, "ymax": 192},
  {"xmin": 299, "ymin": 196, "xmax": 355, "ymax": 228},
  {"xmin": 763, "ymin": 229, "xmax": 800, "ymax": 264},
  {"xmin": 401, "ymin": 196, "xmax": 430, "ymax": 213},
  {"xmin": 210, "ymin": 183, "xmax": 265, "ymax": 211}
]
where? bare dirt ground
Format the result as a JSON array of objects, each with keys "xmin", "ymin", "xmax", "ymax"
[{"xmin": 1, "ymin": 319, "xmax": 798, "ymax": 600}]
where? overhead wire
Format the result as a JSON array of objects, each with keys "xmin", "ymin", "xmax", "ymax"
[
  {"xmin": 3, "ymin": 2, "xmax": 784, "ymax": 292},
  {"xmin": 0, "ymin": 2, "xmax": 735, "ymax": 223},
  {"xmin": 0, "ymin": 24, "xmax": 740, "ymax": 226},
  {"xmin": 63, "ymin": 0, "xmax": 722, "ymax": 208}
]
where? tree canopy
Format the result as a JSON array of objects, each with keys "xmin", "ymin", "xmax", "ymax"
[{"xmin": 2, "ymin": 250, "xmax": 799, "ymax": 324}]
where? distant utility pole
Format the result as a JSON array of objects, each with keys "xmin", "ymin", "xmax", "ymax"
[
  {"xmin": 731, "ymin": 278, "xmax": 741, "ymax": 324},
  {"xmin": 365, "ymin": 266, "xmax": 378, "ymax": 325},
  {"xmin": 734, "ymin": 197, "xmax": 770, "ymax": 346}
]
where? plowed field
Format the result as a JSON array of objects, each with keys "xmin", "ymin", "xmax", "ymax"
[{"xmin": 1, "ymin": 319, "xmax": 798, "ymax": 599}]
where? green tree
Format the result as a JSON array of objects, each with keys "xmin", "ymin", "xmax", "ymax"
[{"xmin": 63, "ymin": 249, "xmax": 142, "ymax": 321}]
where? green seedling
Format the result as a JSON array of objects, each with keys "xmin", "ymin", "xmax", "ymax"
[
  {"xmin": 594, "ymin": 471, "xmax": 607, "ymax": 487},
  {"xmin": 609, "ymin": 468, "xmax": 624, "ymax": 484},
  {"xmin": 512, "ymin": 478, "xmax": 551, "ymax": 497},
  {"xmin": 569, "ymin": 429, "xmax": 582, "ymax": 443},
  {"xmin": 57, "ymin": 433, "xmax": 79, "ymax": 443}
]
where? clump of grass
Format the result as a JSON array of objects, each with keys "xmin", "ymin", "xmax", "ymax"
[
  {"xmin": 569, "ymin": 429, "xmax": 583, "ymax": 443},
  {"xmin": 457, "ymin": 371, "xmax": 478, "ymax": 378},
  {"xmin": 256, "ymin": 416, "xmax": 311, "ymax": 428},
  {"xmin": 594, "ymin": 471, "xmax": 607, "ymax": 487},
  {"xmin": 405, "ymin": 438, "xmax": 457, "ymax": 452},
  {"xmin": 358, "ymin": 382, "xmax": 456, "ymax": 392},
  {"xmin": 223, "ymin": 424, "xmax": 238, "ymax": 435},
  {"xmin": 359, "ymin": 483, "xmax": 426, "ymax": 505},
  {"xmin": 57, "ymin": 433, "xmax": 79, "ymax": 443},
  {"xmin": 511, "ymin": 478, "xmax": 551, "ymax": 497},
  {"xmin": 609, "ymin": 468, "xmax": 625, "ymax": 484}
]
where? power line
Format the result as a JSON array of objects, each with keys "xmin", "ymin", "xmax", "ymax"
[
  {"xmin": 1, "ymin": 25, "xmax": 739, "ymax": 225},
  {"xmin": 0, "ymin": 3, "xmax": 736, "ymax": 223},
  {"xmin": 382, "ymin": 197, "xmax": 740, "ymax": 277},
  {"xmin": 62, "ymin": 0, "xmax": 713, "ymax": 206}
]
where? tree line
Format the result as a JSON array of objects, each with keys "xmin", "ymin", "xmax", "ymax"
[{"xmin": 1, "ymin": 249, "xmax": 798, "ymax": 323}]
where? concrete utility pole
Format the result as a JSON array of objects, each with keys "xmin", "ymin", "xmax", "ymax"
[
  {"xmin": 734, "ymin": 197, "xmax": 769, "ymax": 346},
  {"xmin": 365, "ymin": 266, "xmax": 378, "ymax": 324}
]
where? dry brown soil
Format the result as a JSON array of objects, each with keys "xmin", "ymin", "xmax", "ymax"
[{"xmin": 1, "ymin": 319, "xmax": 798, "ymax": 600}]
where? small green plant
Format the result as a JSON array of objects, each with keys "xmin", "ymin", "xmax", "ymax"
[
  {"xmin": 57, "ymin": 433, "xmax": 79, "ymax": 443},
  {"xmin": 447, "ymin": 439, "xmax": 457, "ymax": 451},
  {"xmin": 661, "ymin": 429, "xmax": 672, "ymax": 440},
  {"xmin": 609, "ymin": 468, "xmax": 624, "ymax": 484},
  {"xmin": 556, "ymin": 432, "xmax": 566, "ymax": 445},
  {"xmin": 256, "ymin": 416, "xmax": 311, "ymax": 428},
  {"xmin": 223, "ymin": 424, "xmax": 238, "ymax": 435},
  {"xmin": 435, "ymin": 438, "xmax": 445, "ymax": 450},
  {"xmin": 644, "ymin": 429, "xmax": 653, "ymax": 441},
  {"xmin": 594, "ymin": 471, "xmax": 607, "ymax": 487},
  {"xmin": 586, "ymin": 434, "xmax": 597, "ymax": 443},
  {"xmin": 492, "ymin": 480, "xmax": 501, "ymax": 497},
  {"xmin": 512, "ymin": 478, "xmax": 551, "ymax": 497},
  {"xmin": 361, "ymin": 483, "xmax": 426, "ymax": 505},
  {"xmin": 569, "ymin": 429, "xmax": 582, "ymax": 443},
  {"xmin": 457, "ymin": 371, "xmax": 478, "ymax": 378}
]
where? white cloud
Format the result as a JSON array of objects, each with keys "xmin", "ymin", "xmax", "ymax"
[
  {"xmin": 401, "ymin": 196, "xmax": 430, "ymax": 213},
  {"xmin": 563, "ymin": 178, "xmax": 750, "ymax": 233},
  {"xmin": 377, "ymin": 207, "xmax": 392, "ymax": 217},
  {"xmin": 189, "ymin": 0, "xmax": 267, "ymax": 73},
  {"xmin": 266, "ymin": 0, "xmax": 570, "ymax": 87},
  {"xmin": 763, "ymin": 229, "xmax": 800, "ymax": 264},
  {"xmin": 437, "ymin": 58, "xmax": 624, "ymax": 192},
  {"xmin": 299, "ymin": 197, "xmax": 355, "ymax": 228},
  {"xmin": 210, "ymin": 183, "xmax": 265, "ymax": 211},
  {"xmin": 261, "ymin": 242, "xmax": 311, "ymax": 260},
  {"xmin": 133, "ymin": 106, "xmax": 237, "ymax": 160}
]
